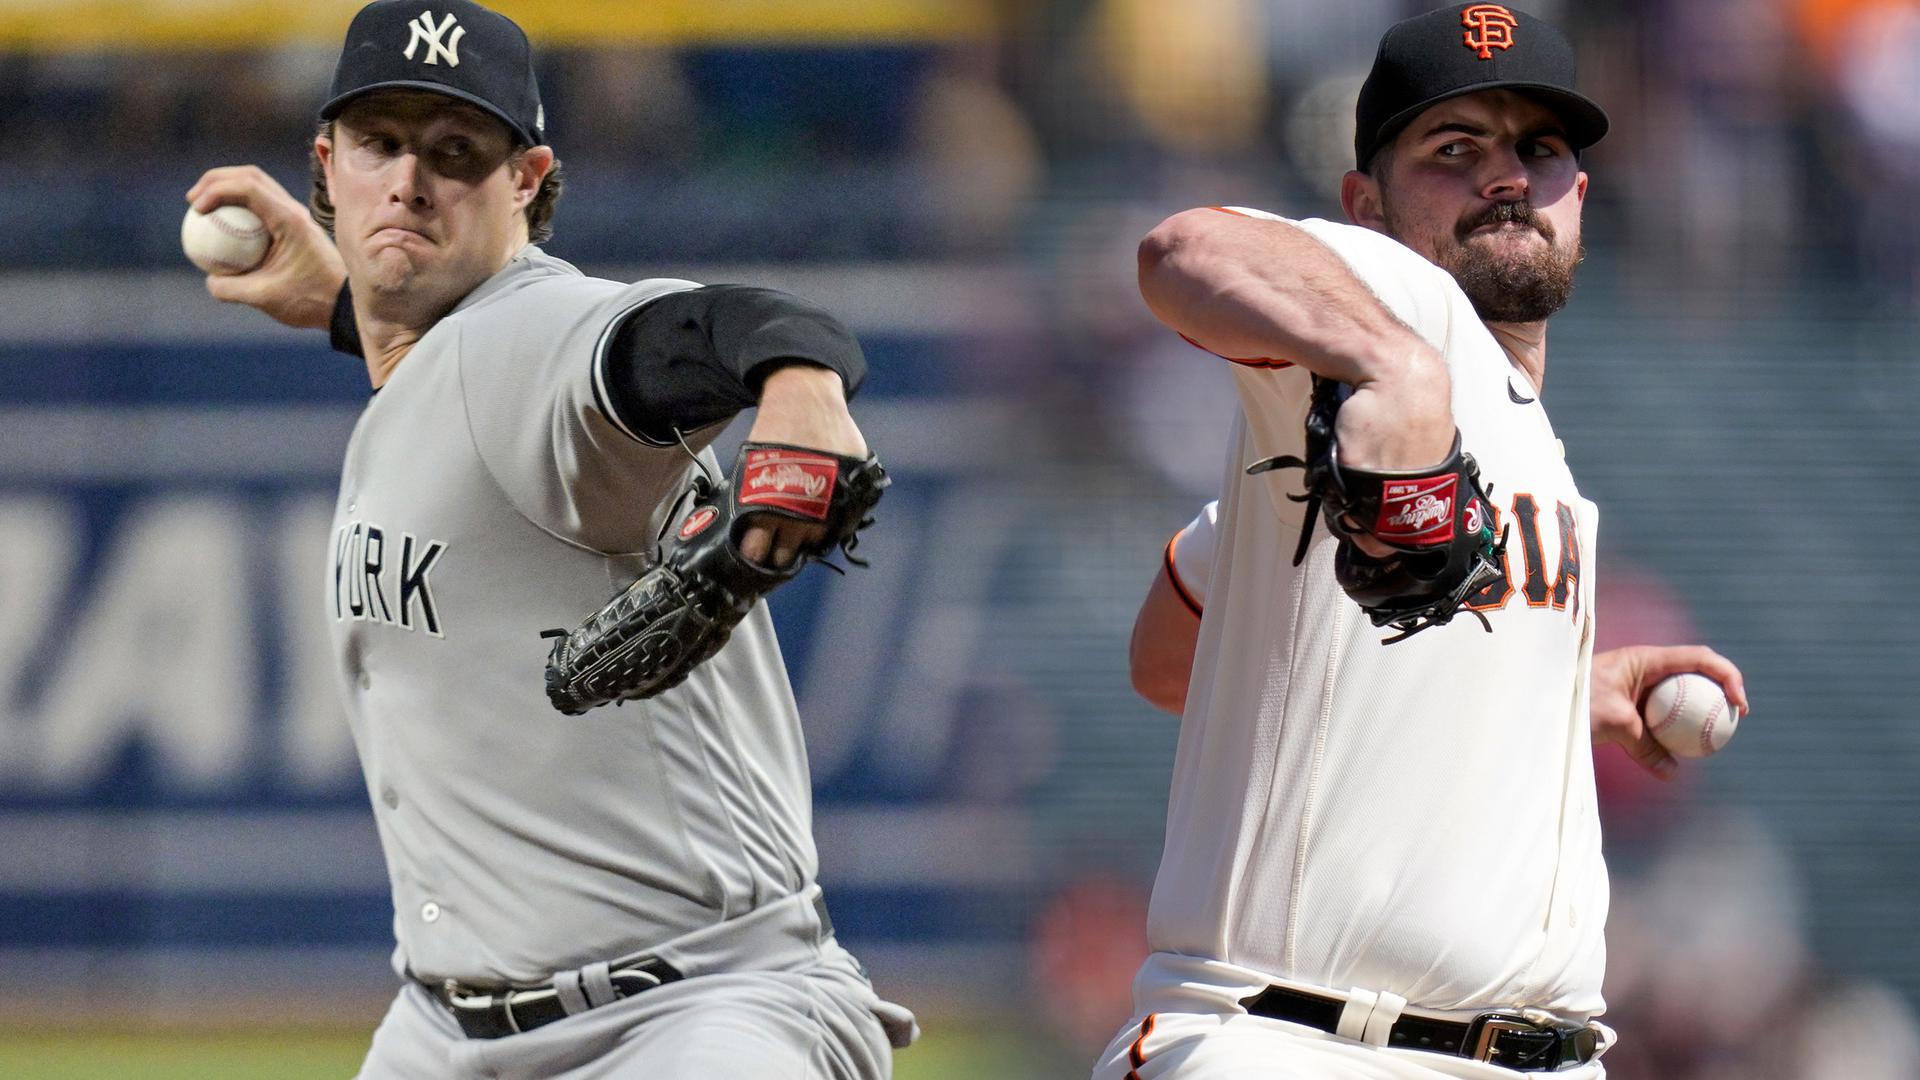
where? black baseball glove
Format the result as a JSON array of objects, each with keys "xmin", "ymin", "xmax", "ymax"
[
  {"xmin": 542, "ymin": 442, "xmax": 888, "ymax": 714},
  {"xmin": 1249, "ymin": 375, "xmax": 1505, "ymax": 643}
]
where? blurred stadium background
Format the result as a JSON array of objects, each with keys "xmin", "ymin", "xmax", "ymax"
[{"xmin": 1, "ymin": 0, "xmax": 1917, "ymax": 1076}]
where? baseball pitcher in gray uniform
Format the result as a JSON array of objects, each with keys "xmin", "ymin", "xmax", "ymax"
[{"xmin": 184, "ymin": 1, "xmax": 917, "ymax": 1076}]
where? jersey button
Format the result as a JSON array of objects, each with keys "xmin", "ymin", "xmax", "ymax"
[
  {"xmin": 381, "ymin": 786, "xmax": 399, "ymax": 809},
  {"xmin": 420, "ymin": 901, "xmax": 441, "ymax": 923},
  {"xmin": 358, "ymin": 673, "xmax": 372, "ymax": 691}
]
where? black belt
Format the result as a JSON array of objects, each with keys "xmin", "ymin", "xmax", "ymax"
[
  {"xmin": 424, "ymin": 956, "xmax": 683, "ymax": 1039},
  {"xmin": 1240, "ymin": 986, "xmax": 1600, "ymax": 1072}
]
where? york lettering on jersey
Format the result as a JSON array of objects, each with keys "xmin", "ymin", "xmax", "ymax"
[
  {"xmin": 1467, "ymin": 493, "xmax": 1582, "ymax": 622},
  {"xmin": 334, "ymin": 520, "xmax": 448, "ymax": 637}
]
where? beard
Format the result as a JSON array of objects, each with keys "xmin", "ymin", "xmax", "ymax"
[{"xmin": 1386, "ymin": 198, "xmax": 1584, "ymax": 323}]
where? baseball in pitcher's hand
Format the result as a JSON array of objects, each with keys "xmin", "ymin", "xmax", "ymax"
[
  {"xmin": 1591, "ymin": 645, "xmax": 1749, "ymax": 779},
  {"xmin": 740, "ymin": 364, "xmax": 869, "ymax": 568},
  {"xmin": 187, "ymin": 165, "xmax": 346, "ymax": 330}
]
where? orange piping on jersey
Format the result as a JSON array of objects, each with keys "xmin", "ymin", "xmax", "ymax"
[
  {"xmin": 1207, "ymin": 205, "xmax": 1251, "ymax": 217},
  {"xmin": 1164, "ymin": 533, "xmax": 1204, "ymax": 618},
  {"xmin": 1126, "ymin": 1013, "xmax": 1159, "ymax": 1080},
  {"xmin": 1175, "ymin": 332, "xmax": 1295, "ymax": 370}
]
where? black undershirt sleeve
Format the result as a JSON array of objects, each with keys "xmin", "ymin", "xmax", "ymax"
[
  {"xmin": 600, "ymin": 284, "xmax": 867, "ymax": 445},
  {"xmin": 324, "ymin": 281, "xmax": 864, "ymax": 443},
  {"xmin": 329, "ymin": 280, "xmax": 363, "ymax": 358}
]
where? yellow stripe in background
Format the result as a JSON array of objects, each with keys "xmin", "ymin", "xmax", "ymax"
[{"xmin": 0, "ymin": 0, "xmax": 995, "ymax": 51}]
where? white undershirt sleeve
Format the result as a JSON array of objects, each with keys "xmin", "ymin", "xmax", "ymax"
[{"xmin": 1165, "ymin": 501, "xmax": 1219, "ymax": 613}]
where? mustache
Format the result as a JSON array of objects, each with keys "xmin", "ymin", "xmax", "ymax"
[{"xmin": 1456, "ymin": 201, "xmax": 1554, "ymax": 243}]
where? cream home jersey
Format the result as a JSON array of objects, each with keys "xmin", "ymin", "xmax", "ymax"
[
  {"xmin": 328, "ymin": 247, "xmax": 823, "ymax": 986},
  {"xmin": 1147, "ymin": 212, "xmax": 1606, "ymax": 1016}
]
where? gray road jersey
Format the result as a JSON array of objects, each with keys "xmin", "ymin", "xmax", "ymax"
[{"xmin": 327, "ymin": 247, "xmax": 820, "ymax": 986}]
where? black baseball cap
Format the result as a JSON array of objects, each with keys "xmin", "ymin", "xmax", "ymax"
[
  {"xmin": 1355, "ymin": 4, "xmax": 1607, "ymax": 170},
  {"xmin": 320, "ymin": 0, "xmax": 546, "ymax": 146}
]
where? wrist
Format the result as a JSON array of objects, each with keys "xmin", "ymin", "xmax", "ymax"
[
  {"xmin": 756, "ymin": 363, "xmax": 845, "ymax": 405},
  {"xmin": 747, "ymin": 364, "xmax": 866, "ymax": 458}
]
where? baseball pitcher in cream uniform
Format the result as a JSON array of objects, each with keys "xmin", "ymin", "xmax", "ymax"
[{"xmin": 1098, "ymin": 7, "xmax": 1748, "ymax": 1078}]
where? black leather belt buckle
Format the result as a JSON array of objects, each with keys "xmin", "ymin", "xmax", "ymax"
[
  {"xmin": 432, "ymin": 957, "xmax": 683, "ymax": 1040},
  {"xmin": 1465, "ymin": 1010, "xmax": 1596, "ymax": 1071},
  {"xmin": 1239, "ymin": 983, "xmax": 1597, "ymax": 1072},
  {"xmin": 1465, "ymin": 1013, "xmax": 1553, "ymax": 1067}
]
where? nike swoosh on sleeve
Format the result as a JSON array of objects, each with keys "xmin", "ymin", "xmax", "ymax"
[{"xmin": 1508, "ymin": 379, "xmax": 1536, "ymax": 404}]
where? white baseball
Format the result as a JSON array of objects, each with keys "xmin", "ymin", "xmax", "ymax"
[
  {"xmin": 1643, "ymin": 672, "xmax": 1740, "ymax": 758},
  {"xmin": 181, "ymin": 205, "xmax": 269, "ymax": 275}
]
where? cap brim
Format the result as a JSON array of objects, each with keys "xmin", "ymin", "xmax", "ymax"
[
  {"xmin": 1367, "ymin": 81, "xmax": 1609, "ymax": 166},
  {"xmin": 320, "ymin": 81, "xmax": 541, "ymax": 146}
]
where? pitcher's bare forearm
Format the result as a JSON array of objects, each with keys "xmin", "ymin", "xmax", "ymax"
[
  {"xmin": 1137, "ymin": 209, "xmax": 1453, "ymax": 470},
  {"xmin": 1130, "ymin": 562, "xmax": 1202, "ymax": 716}
]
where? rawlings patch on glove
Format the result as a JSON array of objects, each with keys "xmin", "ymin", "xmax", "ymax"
[
  {"xmin": 1249, "ymin": 375, "xmax": 1505, "ymax": 643},
  {"xmin": 542, "ymin": 442, "xmax": 888, "ymax": 714}
]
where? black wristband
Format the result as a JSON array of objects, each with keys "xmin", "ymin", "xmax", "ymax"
[{"xmin": 329, "ymin": 280, "xmax": 363, "ymax": 358}]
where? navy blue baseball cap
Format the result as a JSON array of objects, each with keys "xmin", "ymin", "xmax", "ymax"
[
  {"xmin": 320, "ymin": 0, "xmax": 546, "ymax": 145},
  {"xmin": 1355, "ymin": 4, "xmax": 1608, "ymax": 170}
]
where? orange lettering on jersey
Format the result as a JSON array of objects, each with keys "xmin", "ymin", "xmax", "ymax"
[
  {"xmin": 1462, "ymin": 4, "xmax": 1519, "ymax": 60},
  {"xmin": 1512, "ymin": 493, "xmax": 1553, "ymax": 608},
  {"xmin": 1466, "ymin": 494, "xmax": 1581, "ymax": 618},
  {"xmin": 1551, "ymin": 500, "xmax": 1582, "ymax": 615}
]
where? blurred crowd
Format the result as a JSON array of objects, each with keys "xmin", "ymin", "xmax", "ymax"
[
  {"xmin": 0, "ymin": 0, "xmax": 1914, "ymax": 296},
  {"xmin": 1009, "ymin": 0, "xmax": 1920, "ymax": 302},
  {"xmin": 0, "ymin": 38, "xmax": 1040, "ymax": 265}
]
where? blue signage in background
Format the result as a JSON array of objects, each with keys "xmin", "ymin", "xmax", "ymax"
[{"xmin": 0, "ymin": 295, "xmax": 1042, "ymax": 997}]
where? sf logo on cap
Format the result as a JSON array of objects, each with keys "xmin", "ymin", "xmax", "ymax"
[
  {"xmin": 404, "ymin": 10, "xmax": 464, "ymax": 67},
  {"xmin": 1461, "ymin": 4, "xmax": 1518, "ymax": 60}
]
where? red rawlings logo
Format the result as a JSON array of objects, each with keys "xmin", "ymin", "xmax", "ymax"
[
  {"xmin": 677, "ymin": 506, "xmax": 718, "ymax": 540},
  {"xmin": 1375, "ymin": 475, "xmax": 1457, "ymax": 546},
  {"xmin": 739, "ymin": 449, "xmax": 838, "ymax": 520}
]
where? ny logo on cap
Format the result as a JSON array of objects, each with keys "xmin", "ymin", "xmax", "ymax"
[
  {"xmin": 1461, "ymin": 4, "xmax": 1518, "ymax": 60},
  {"xmin": 403, "ymin": 10, "xmax": 465, "ymax": 67}
]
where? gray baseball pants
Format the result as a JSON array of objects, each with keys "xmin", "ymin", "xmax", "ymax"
[{"xmin": 356, "ymin": 952, "xmax": 900, "ymax": 1080}]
